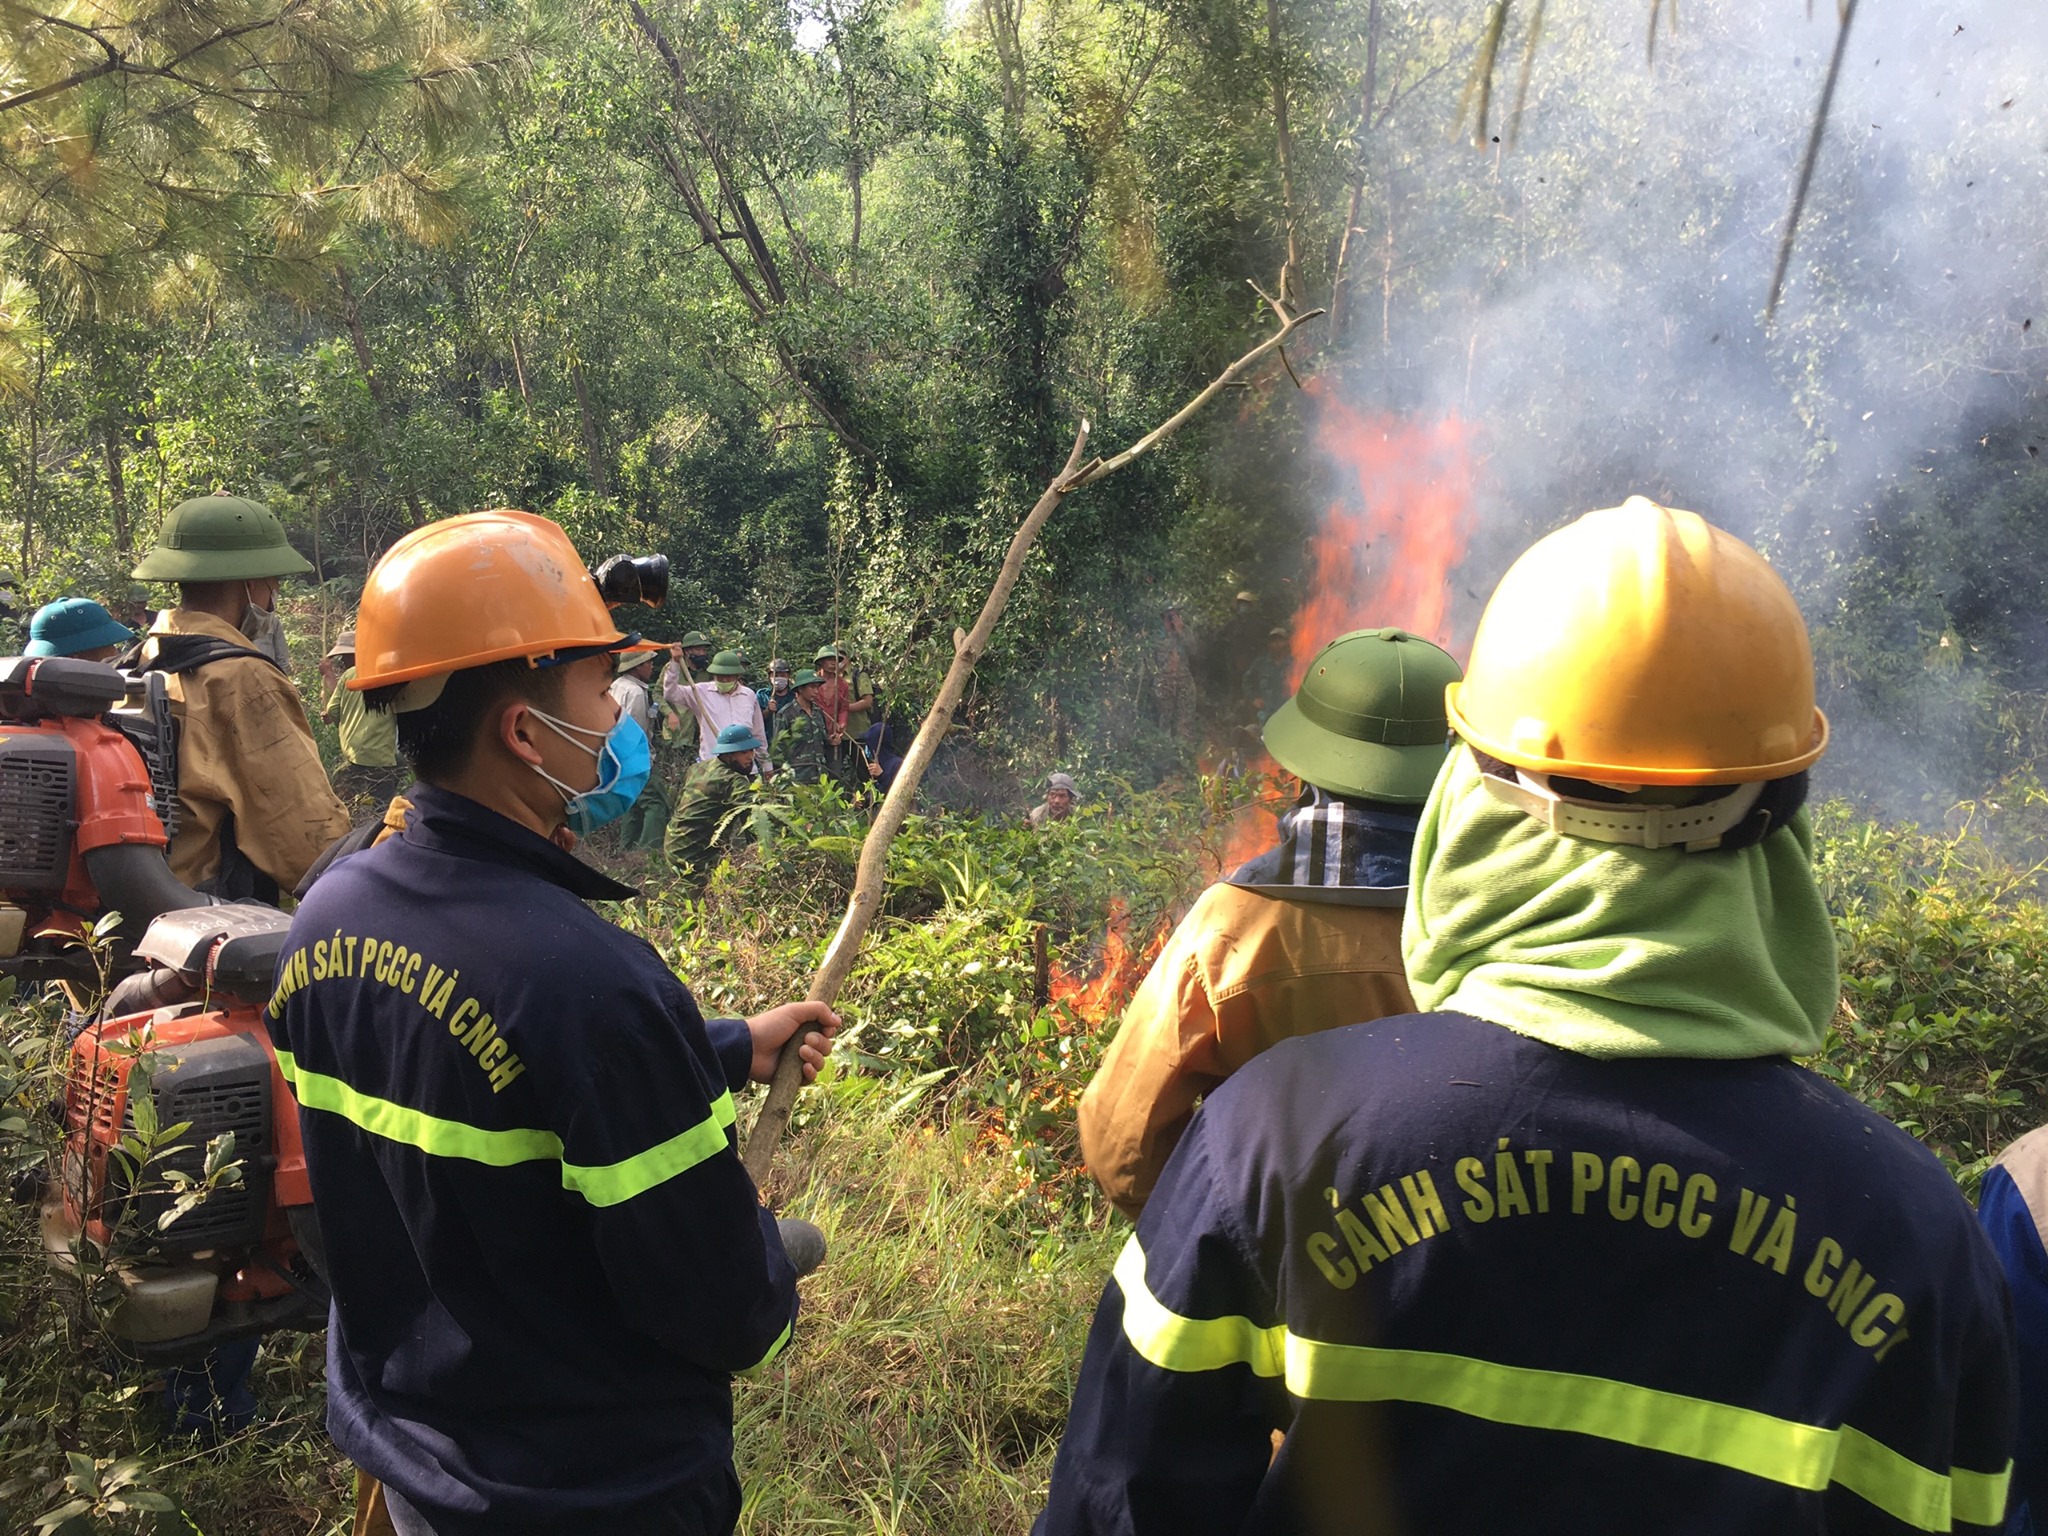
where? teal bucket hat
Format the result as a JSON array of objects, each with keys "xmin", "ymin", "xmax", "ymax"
[{"xmin": 25, "ymin": 598, "xmax": 135, "ymax": 658}]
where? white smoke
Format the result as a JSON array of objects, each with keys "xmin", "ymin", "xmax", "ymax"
[{"xmin": 1309, "ymin": 0, "xmax": 2048, "ymax": 812}]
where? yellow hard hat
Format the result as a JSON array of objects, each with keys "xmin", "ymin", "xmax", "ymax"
[
  {"xmin": 352, "ymin": 510, "xmax": 651, "ymax": 703},
  {"xmin": 1445, "ymin": 497, "xmax": 1827, "ymax": 786}
]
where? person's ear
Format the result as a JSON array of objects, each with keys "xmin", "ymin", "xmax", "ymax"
[{"xmin": 498, "ymin": 699, "xmax": 548, "ymax": 768}]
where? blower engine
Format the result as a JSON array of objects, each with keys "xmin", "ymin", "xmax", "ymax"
[{"xmin": 0, "ymin": 655, "xmax": 324, "ymax": 1362}]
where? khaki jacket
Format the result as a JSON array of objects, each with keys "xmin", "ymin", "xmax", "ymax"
[
  {"xmin": 145, "ymin": 609, "xmax": 350, "ymax": 893},
  {"xmin": 324, "ymin": 665, "xmax": 399, "ymax": 769},
  {"xmin": 1078, "ymin": 882, "xmax": 1415, "ymax": 1220}
]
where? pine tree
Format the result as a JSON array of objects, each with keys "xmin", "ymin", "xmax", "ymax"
[{"xmin": 0, "ymin": 0, "xmax": 527, "ymax": 313}]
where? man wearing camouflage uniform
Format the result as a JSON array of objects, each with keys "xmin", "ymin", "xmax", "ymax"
[
  {"xmin": 771, "ymin": 669, "xmax": 834, "ymax": 786},
  {"xmin": 666, "ymin": 723, "xmax": 764, "ymax": 882}
]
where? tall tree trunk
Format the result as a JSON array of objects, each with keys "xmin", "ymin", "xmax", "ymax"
[
  {"xmin": 1381, "ymin": 180, "xmax": 1397, "ymax": 352},
  {"xmin": 335, "ymin": 267, "xmax": 387, "ymax": 411},
  {"xmin": 1329, "ymin": 0, "xmax": 1383, "ymax": 339},
  {"xmin": 510, "ymin": 329, "xmax": 533, "ymax": 407},
  {"xmin": 101, "ymin": 419, "xmax": 130, "ymax": 554},
  {"xmin": 979, "ymin": 0, "xmax": 1026, "ymax": 137},
  {"xmin": 571, "ymin": 359, "xmax": 609, "ymax": 498},
  {"xmin": 334, "ymin": 265, "xmax": 426, "ymax": 527},
  {"xmin": 17, "ymin": 344, "xmax": 42, "ymax": 576},
  {"xmin": 848, "ymin": 146, "xmax": 864, "ymax": 280},
  {"xmin": 1266, "ymin": 0, "xmax": 1300, "ymax": 307},
  {"xmin": 836, "ymin": 31, "xmax": 864, "ymax": 282}
]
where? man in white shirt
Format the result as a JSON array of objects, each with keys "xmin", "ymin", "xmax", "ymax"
[
  {"xmin": 664, "ymin": 649, "xmax": 770, "ymax": 768},
  {"xmin": 608, "ymin": 650, "xmax": 668, "ymax": 850}
]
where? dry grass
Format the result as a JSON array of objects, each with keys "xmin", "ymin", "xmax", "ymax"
[
  {"xmin": 0, "ymin": 1071, "xmax": 1117, "ymax": 1535},
  {"xmin": 738, "ymin": 1075, "xmax": 1117, "ymax": 1534}
]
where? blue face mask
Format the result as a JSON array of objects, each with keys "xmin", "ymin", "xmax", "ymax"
[{"xmin": 530, "ymin": 708, "xmax": 651, "ymax": 834}]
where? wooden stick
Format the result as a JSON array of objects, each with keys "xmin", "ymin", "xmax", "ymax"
[{"xmin": 740, "ymin": 296, "xmax": 1324, "ymax": 1186}]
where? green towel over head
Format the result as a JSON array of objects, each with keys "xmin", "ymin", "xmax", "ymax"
[{"xmin": 1401, "ymin": 747, "xmax": 1838, "ymax": 1059}]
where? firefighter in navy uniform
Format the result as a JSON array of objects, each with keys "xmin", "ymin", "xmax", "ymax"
[
  {"xmin": 266, "ymin": 510, "xmax": 836, "ymax": 1536},
  {"xmin": 1037, "ymin": 498, "xmax": 2017, "ymax": 1536}
]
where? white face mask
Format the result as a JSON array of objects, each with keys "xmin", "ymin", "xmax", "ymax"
[
  {"xmin": 239, "ymin": 581, "xmax": 280, "ymax": 641},
  {"xmin": 527, "ymin": 706, "xmax": 606, "ymax": 805}
]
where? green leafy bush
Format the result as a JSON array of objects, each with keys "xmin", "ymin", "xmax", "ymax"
[{"xmin": 1811, "ymin": 801, "xmax": 2048, "ymax": 1193}]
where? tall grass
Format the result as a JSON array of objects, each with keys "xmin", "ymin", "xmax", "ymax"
[
  {"xmin": 737, "ymin": 1078, "xmax": 1116, "ymax": 1535},
  {"xmin": 5, "ymin": 790, "xmax": 2047, "ymax": 1531}
]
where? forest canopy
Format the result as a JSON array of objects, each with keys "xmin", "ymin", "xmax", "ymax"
[{"xmin": 2, "ymin": 0, "xmax": 2045, "ymax": 812}]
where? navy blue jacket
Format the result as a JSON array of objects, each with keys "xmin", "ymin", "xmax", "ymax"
[
  {"xmin": 1039, "ymin": 1012, "xmax": 2015, "ymax": 1536},
  {"xmin": 267, "ymin": 785, "xmax": 796, "ymax": 1527},
  {"xmin": 1978, "ymin": 1130, "xmax": 2048, "ymax": 1534}
]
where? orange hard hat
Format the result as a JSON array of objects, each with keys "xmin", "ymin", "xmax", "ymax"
[
  {"xmin": 1445, "ymin": 497, "xmax": 1828, "ymax": 786},
  {"xmin": 351, "ymin": 510, "xmax": 648, "ymax": 695}
]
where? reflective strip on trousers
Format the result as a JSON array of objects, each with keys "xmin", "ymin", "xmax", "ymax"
[
  {"xmin": 741, "ymin": 1318, "xmax": 794, "ymax": 1378},
  {"xmin": 1112, "ymin": 1235, "xmax": 2009, "ymax": 1532},
  {"xmin": 275, "ymin": 1049, "xmax": 738, "ymax": 1207}
]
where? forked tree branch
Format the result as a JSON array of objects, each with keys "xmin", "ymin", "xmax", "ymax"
[{"xmin": 741, "ymin": 294, "xmax": 1325, "ymax": 1185}]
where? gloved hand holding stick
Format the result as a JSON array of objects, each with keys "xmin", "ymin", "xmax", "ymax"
[{"xmin": 741, "ymin": 288, "xmax": 1324, "ymax": 1185}]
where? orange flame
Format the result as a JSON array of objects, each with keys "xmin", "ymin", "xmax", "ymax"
[
  {"xmin": 1292, "ymin": 385, "xmax": 1478, "ymax": 684},
  {"xmin": 1050, "ymin": 900, "xmax": 1170, "ymax": 1026},
  {"xmin": 1216, "ymin": 801, "xmax": 1275, "ymax": 872}
]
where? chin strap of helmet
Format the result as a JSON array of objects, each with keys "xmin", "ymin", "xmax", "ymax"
[{"xmin": 1472, "ymin": 752, "xmax": 1809, "ymax": 853}]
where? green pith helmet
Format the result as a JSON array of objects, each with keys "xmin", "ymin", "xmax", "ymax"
[
  {"xmin": 679, "ymin": 630, "xmax": 713, "ymax": 649},
  {"xmin": 813, "ymin": 643, "xmax": 842, "ymax": 662},
  {"xmin": 131, "ymin": 494, "xmax": 314, "ymax": 582},
  {"xmin": 1262, "ymin": 627, "xmax": 1463, "ymax": 804},
  {"xmin": 707, "ymin": 649, "xmax": 746, "ymax": 677},
  {"xmin": 792, "ymin": 668, "xmax": 822, "ymax": 688},
  {"xmin": 616, "ymin": 647, "xmax": 656, "ymax": 674}
]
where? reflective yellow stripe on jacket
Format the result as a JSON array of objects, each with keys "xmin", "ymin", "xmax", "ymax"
[
  {"xmin": 274, "ymin": 1049, "xmax": 737, "ymax": 1208},
  {"xmin": 1112, "ymin": 1236, "xmax": 2010, "ymax": 1532}
]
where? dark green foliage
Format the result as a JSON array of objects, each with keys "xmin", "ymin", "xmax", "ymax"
[
  {"xmin": 1811, "ymin": 800, "xmax": 2048, "ymax": 1194},
  {"xmin": 1811, "ymin": 454, "xmax": 2048, "ymax": 816}
]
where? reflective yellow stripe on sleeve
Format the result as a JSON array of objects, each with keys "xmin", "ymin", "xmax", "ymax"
[
  {"xmin": 276, "ymin": 1050, "xmax": 738, "ymax": 1206},
  {"xmin": 1111, "ymin": 1235, "xmax": 2010, "ymax": 1533},
  {"xmin": 559, "ymin": 1091, "xmax": 737, "ymax": 1207}
]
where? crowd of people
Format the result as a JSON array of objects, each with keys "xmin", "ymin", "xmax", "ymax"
[
  {"xmin": 602, "ymin": 638, "xmax": 898, "ymax": 877},
  {"xmin": 7, "ymin": 500, "xmax": 915, "ymax": 893},
  {"xmin": 9, "ymin": 490, "xmax": 2044, "ymax": 1534}
]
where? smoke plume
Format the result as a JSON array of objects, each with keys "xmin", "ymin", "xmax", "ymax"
[{"xmin": 1300, "ymin": 0, "xmax": 2048, "ymax": 814}]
